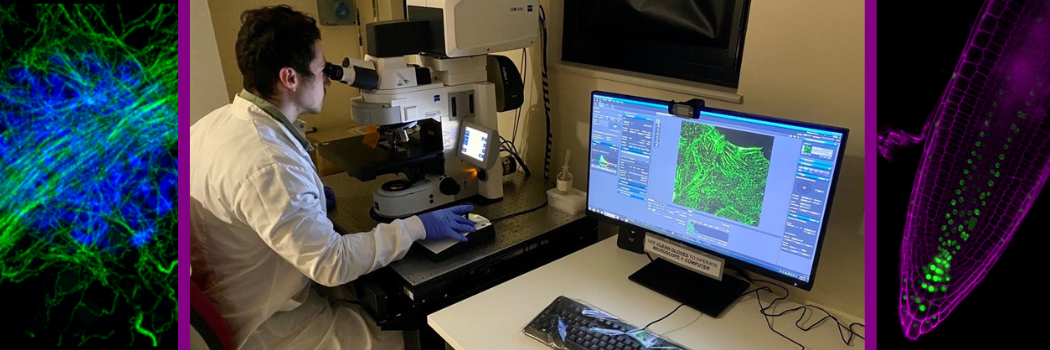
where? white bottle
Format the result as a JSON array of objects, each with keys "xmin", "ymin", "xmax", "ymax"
[{"xmin": 557, "ymin": 149, "xmax": 573, "ymax": 194}]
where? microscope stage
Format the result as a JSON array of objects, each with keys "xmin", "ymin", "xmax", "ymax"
[{"xmin": 318, "ymin": 134, "xmax": 444, "ymax": 181}]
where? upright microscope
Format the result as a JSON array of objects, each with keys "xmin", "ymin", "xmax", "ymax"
[{"xmin": 320, "ymin": 0, "xmax": 537, "ymax": 221}]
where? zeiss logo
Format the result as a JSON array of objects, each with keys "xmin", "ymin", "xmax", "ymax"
[
  {"xmin": 528, "ymin": 5, "xmax": 533, "ymax": 12},
  {"xmin": 434, "ymin": 95, "xmax": 440, "ymax": 102}
]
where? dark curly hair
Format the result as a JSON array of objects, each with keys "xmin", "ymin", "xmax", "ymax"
[{"xmin": 235, "ymin": 5, "xmax": 321, "ymax": 99}]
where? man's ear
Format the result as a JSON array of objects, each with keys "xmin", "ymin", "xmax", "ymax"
[{"xmin": 278, "ymin": 67, "xmax": 299, "ymax": 92}]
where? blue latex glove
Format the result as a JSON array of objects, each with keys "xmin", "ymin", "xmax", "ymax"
[
  {"xmin": 324, "ymin": 186, "xmax": 336, "ymax": 209},
  {"xmin": 418, "ymin": 205, "xmax": 476, "ymax": 242}
]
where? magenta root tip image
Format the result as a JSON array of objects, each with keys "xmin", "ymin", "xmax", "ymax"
[{"xmin": 883, "ymin": 0, "xmax": 1050, "ymax": 345}]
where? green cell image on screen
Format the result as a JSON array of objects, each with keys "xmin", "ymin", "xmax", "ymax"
[
  {"xmin": 672, "ymin": 123, "xmax": 773, "ymax": 226},
  {"xmin": 803, "ymin": 144, "xmax": 812, "ymax": 154}
]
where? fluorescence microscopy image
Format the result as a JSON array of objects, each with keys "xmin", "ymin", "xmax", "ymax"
[
  {"xmin": 0, "ymin": 3, "xmax": 176, "ymax": 348},
  {"xmin": 880, "ymin": 0, "xmax": 1050, "ymax": 347},
  {"xmin": 672, "ymin": 122, "xmax": 773, "ymax": 226}
]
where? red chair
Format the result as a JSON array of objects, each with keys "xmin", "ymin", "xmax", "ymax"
[{"xmin": 191, "ymin": 280, "xmax": 234, "ymax": 350}]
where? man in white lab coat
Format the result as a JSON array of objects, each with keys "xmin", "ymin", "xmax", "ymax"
[{"xmin": 190, "ymin": 6, "xmax": 477, "ymax": 350}]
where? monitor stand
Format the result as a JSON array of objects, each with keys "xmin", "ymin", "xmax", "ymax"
[{"xmin": 628, "ymin": 258, "xmax": 750, "ymax": 318}]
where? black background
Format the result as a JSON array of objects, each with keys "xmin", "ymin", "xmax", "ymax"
[
  {"xmin": 0, "ymin": 3, "xmax": 176, "ymax": 348},
  {"xmin": 880, "ymin": 0, "xmax": 1050, "ymax": 347}
]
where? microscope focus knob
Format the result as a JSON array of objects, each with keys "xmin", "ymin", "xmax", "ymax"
[{"xmin": 439, "ymin": 177, "xmax": 461, "ymax": 196}]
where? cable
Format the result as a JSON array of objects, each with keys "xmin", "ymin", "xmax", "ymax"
[
  {"xmin": 741, "ymin": 284, "xmax": 803, "ymax": 349},
  {"xmin": 642, "ymin": 303, "xmax": 686, "ymax": 331},
  {"xmin": 740, "ymin": 279, "xmax": 865, "ymax": 349},
  {"xmin": 505, "ymin": 149, "xmax": 531, "ymax": 176},
  {"xmin": 501, "ymin": 136, "xmax": 521, "ymax": 156},
  {"xmin": 512, "ymin": 47, "xmax": 527, "ymax": 145},
  {"xmin": 793, "ymin": 304, "xmax": 865, "ymax": 344},
  {"xmin": 501, "ymin": 136, "xmax": 529, "ymax": 174},
  {"xmin": 500, "ymin": 136, "xmax": 531, "ymax": 175},
  {"xmin": 645, "ymin": 253, "xmax": 655, "ymax": 262},
  {"xmin": 750, "ymin": 280, "xmax": 865, "ymax": 343},
  {"xmin": 490, "ymin": 200, "xmax": 548, "ymax": 224},
  {"xmin": 539, "ymin": 5, "xmax": 553, "ymax": 182}
]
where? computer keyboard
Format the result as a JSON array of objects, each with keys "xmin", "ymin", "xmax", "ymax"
[{"xmin": 523, "ymin": 296, "xmax": 688, "ymax": 350}]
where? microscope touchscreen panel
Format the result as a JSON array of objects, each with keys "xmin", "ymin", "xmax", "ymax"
[{"xmin": 461, "ymin": 126, "xmax": 489, "ymax": 162}]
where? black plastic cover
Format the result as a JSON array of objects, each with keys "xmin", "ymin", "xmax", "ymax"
[
  {"xmin": 486, "ymin": 55, "xmax": 524, "ymax": 112},
  {"xmin": 366, "ymin": 19, "xmax": 432, "ymax": 57}
]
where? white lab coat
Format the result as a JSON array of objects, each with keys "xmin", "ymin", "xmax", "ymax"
[{"xmin": 190, "ymin": 95, "xmax": 420, "ymax": 349}]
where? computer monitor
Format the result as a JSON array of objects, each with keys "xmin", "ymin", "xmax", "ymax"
[{"xmin": 586, "ymin": 91, "xmax": 848, "ymax": 315}]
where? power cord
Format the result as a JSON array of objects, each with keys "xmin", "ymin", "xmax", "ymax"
[
  {"xmin": 742, "ymin": 279, "xmax": 865, "ymax": 349},
  {"xmin": 634, "ymin": 259, "xmax": 861, "ymax": 347},
  {"xmin": 501, "ymin": 135, "xmax": 531, "ymax": 175},
  {"xmin": 636, "ymin": 256, "xmax": 687, "ymax": 332},
  {"xmin": 539, "ymin": 5, "xmax": 553, "ymax": 182},
  {"xmin": 641, "ymin": 303, "xmax": 686, "ymax": 331}
]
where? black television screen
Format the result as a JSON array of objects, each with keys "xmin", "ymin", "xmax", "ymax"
[{"xmin": 562, "ymin": 0, "xmax": 751, "ymax": 88}]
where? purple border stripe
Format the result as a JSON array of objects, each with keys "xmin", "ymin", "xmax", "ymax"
[
  {"xmin": 865, "ymin": 0, "xmax": 875, "ymax": 348},
  {"xmin": 179, "ymin": 0, "xmax": 189, "ymax": 348}
]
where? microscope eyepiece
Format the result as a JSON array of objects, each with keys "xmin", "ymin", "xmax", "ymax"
[
  {"xmin": 323, "ymin": 61, "xmax": 380, "ymax": 90},
  {"xmin": 323, "ymin": 62, "xmax": 343, "ymax": 81}
]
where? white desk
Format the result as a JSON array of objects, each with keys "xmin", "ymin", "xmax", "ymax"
[{"xmin": 428, "ymin": 236, "xmax": 864, "ymax": 350}]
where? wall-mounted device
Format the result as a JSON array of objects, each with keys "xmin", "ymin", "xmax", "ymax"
[{"xmin": 316, "ymin": 0, "xmax": 356, "ymax": 26}]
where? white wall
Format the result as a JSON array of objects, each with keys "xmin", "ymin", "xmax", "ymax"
[{"xmin": 190, "ymin": 0, "xmax": 230, "ymax": 125}]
